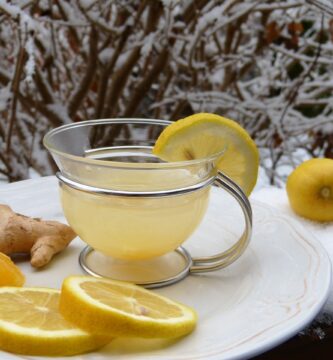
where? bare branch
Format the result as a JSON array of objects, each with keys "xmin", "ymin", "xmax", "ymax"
[
  {"xmin": 123, "ymin": 47, "xmax": 169, "ymax": 117},
  {"xmin": 68, "ymin": 27, "xmax": 98, "ymax": 118}
]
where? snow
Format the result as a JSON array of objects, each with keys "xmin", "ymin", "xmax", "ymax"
[
  {"xmin": 24, "ymin": 35, "xmax": 35, "ymax": 83},
  {"xmin": 79, "ymin": 0, "xmax": 96, "ymax": 8},
  {"xmin": 99, "ymin": 48, "xmax": 113, "ymax": 64},
  {"xmin": 141, "ymin": 33, "xmax": 155, "ymax": 57},
  {"xmin": 0, "ymin": 84, "xmax": 10, "ymax": 112},
  {"xmin": 57, "ymin": 0, "xmax": 82, "ymax": 24},
  {"xmin": 0, "ymin": 0, "xmax": 20, "ymax": 18}
]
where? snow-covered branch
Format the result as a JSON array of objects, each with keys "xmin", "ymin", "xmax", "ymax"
[{"xmin": 0, "ymin": 0, "xmax": 332, "ymax": 185}]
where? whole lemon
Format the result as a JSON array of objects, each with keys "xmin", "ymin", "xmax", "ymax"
[{"xmin": 286, "ymin": 158, "xmax": 333, "ymax": 222}]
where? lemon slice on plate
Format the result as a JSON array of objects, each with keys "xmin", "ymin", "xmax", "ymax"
[
  {"xmin": 60, "ymin": 276, "xmax": 197, "ymax": 338},
  {"xmin": 153, "ymin": 113, "xmax": 259, "ymax": 196},
  {"xmin": 0, "ymin": 253, "xmax": 25, "ymax": 286},
  {"xmin": 0, "ymin": 287, "xmax": 110, "ymax": 356}
]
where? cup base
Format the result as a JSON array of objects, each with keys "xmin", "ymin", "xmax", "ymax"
[{"xmin": 79, "ymin": 246, "xmax": 193, "ymax": 288}]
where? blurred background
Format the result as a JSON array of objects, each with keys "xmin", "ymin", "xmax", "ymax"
[{"xmin": 0, "ymin": 0, "xmax": 332, "ymax": 185}]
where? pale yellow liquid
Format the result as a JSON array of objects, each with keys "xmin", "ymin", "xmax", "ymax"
[{"xmin": 60, "ymin": 149, "xmax": 211, "ymax": 260}]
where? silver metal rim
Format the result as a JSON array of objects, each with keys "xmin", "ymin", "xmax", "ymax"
[
  {"xmin": 190, "ymin": 171, "xmax": 252, "ymax": 272},
  {"xmin": 79, "ymin": 246, "xmax": 193, "ymax": 289},
  {"xmin": 57, "ymin": 172, "xmax": 215, "ymax": 198},
  {"xmin": 67, "ymin": 170, "xmax": 252, "ymax": 287}
]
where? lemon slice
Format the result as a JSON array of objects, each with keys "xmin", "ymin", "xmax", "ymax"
[
  {"xmin": 0, "ymin": 253, "xmax": 25, "ymax": 287},
  {"xmin": 59, "ymin": 276, "xmax": 197, "ymax": 338},
  {"xmin": 153, "ymin": 113, "xmax": 259, "ymax": 195},
  {"xmin": 0, "ymin": 287, "xmax": 110, "ymax": 356}
]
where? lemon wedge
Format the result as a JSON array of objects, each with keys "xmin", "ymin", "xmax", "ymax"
[
  {"xmin": 0, "ymin": 287, "xmax": 110, "ymax": 356},
  {"xmin": 153, "ymin": 113, "xmax": 259, "ymax": 196},
  {"xmin": 0, "ymin": 253, "xmax": 25, "ymax": 287},
  {"xmin": 59, "ymin": 276, "xmax": 197, "ymax": 338}
]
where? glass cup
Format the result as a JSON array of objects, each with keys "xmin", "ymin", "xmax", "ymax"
[{"xmin": 44, "ymin": 119, "xmax": 252, "ymax": 288}]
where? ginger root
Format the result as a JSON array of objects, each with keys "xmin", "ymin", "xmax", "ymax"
[{"xmin": 0, "ymin": 204, "xmax": 76, "ymax": 268}]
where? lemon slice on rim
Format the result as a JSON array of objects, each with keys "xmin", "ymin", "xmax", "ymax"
[
  {"xmin": 153, "ymin": 113, "xmax": 259, "ymax": 196},
  {"xmin": 0, "ymin": 287, "xmax": 110, "ymax": 356},
  {"xmin": 59, "ymin": 276, "xmax": 197, "ymax": 338}
]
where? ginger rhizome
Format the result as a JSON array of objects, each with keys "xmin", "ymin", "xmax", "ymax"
[{"xmin": 0, "ymin": 205, "xmax": 76, "ymax": 268}]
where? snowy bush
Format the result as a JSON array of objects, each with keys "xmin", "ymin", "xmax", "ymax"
[{"xmin": 0, "ymin": 0, "xmax": 332, "ymax": 184}]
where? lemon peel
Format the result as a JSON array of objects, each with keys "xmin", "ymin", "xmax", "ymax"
[{"xmin": 287, "ymin": 158, "xmax": 333, "ymax": 222}]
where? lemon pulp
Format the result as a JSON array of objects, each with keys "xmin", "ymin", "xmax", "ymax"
[
  {"xmin": 0, "ymin": 287, "xmax": 110, "ymax": 356},
  {"xmin": 60, "ymin": 276, "xmax": 197, "ymax": 338},
  {"xmin": 0, "ymin": 253, "xmax": 25, "ymax": 287}
]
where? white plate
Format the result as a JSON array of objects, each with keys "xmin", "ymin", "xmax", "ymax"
[{"xmin": 0, "ymin": 177, "xmax": 331, "ymax": 360}]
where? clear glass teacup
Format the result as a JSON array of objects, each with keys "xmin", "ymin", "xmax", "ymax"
[{"xmin": 44, "ymin": 119, "xmax": 252, "ymax": 288}]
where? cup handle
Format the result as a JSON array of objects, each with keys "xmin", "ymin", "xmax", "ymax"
[{"xmin": 190, "ymin": 171, "xmax": 253, "ymax": 273}]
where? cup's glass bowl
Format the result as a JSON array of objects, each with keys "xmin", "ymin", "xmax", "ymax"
[{"xmin": 44, "ymin": 119, "xmax": 223, "ymax": 260}]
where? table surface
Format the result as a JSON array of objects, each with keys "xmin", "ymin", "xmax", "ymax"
[{"xmin": 253, "ymin": 319, "xmax": 333, "ymax": 359}]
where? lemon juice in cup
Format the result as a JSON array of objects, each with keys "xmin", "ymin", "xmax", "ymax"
[
  {"xmin": 44, "ymin": 114, "xmax": 257, "ymax": 288},
  {"xmin": 59, "ymin": 153, "xmax": 211, "ymax": 260}
]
